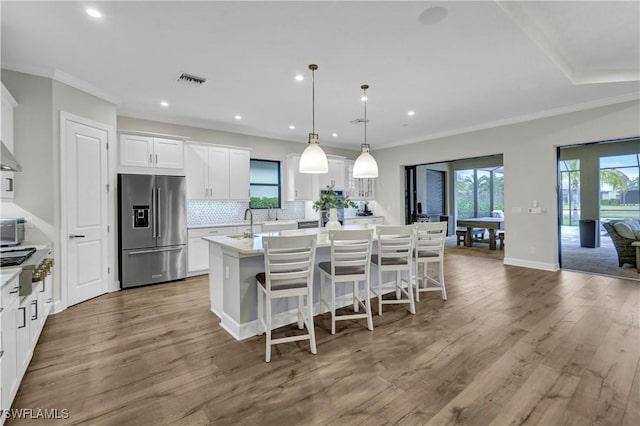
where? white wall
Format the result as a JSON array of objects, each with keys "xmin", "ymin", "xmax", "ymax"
[
  {"xmin": 117, "ymin": 116, "xmax": 359, "ymax": 162},
  {"xmin": 374, "ymin": 100, "xmax": 640, "ymax": 271}
]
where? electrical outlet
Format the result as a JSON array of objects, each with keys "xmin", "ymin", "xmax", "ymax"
[
  {"xmin": 529, "ymin": 247, "xmax": 536, "ymax": 254},
  {"xmin": 24, "ymin": 216, "xmax": 34, "ymax": 228}
]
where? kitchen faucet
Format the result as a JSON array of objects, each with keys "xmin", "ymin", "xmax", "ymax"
[
  {"xmin": 244, "ymin": 208, "xmax": 254, "ymax": 238},
  {"xmin": 275, "ymin": 208, "xmax": 284, "ymax": 221}
]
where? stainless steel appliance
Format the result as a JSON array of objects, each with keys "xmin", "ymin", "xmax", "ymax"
[
  {"xmin": 297, "ymin": 220, "xmax": 319, "ymax": 229},
  {"xmin": 118, "ymin": 174, "xmax": 187, "ymax": 289},
  {"xmin": 0, "ymin": 218, "xmax": 26, "ymax": 247},
  {"xmin": 0, "ymin": 246, "xmax": 51, "ymax": 296}
]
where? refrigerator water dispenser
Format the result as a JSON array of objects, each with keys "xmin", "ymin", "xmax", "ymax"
[{"xmin": 133, "ymin": 206, "xmax": 150, "ymax": 228}]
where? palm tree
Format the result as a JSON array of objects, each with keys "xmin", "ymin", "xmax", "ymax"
[{"xmin": 601, "ymin": 169, "xmax": 630, "ymax": 204}]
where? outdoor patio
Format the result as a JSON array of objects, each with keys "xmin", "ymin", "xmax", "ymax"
[{"xmin": 444, "ymin": 226, "xmax": 638, "ymax": 281}]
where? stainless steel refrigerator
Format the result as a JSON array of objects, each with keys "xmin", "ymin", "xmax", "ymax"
[{"xmin": 118, "ymin": 174, "xmax": 187, "ymax": 288}]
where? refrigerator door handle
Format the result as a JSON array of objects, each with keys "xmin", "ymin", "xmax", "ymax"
[
  {"xmin": 127, "ymin": 247, "xmax": 184, "ymax": 255},
  {"xmin": 156, "ymin": 187, "xmax": 161, "ymax": 238},
  {"xmin": 151, "ymin": 187, "xmax": 156, "ymax": 238}
]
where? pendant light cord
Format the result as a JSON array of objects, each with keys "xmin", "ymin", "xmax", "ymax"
[
  {"xmin": 363, "ymin": 87, "xmax": 367, "ymax": 144},
  {"xmin": 309, "ymin": 64, "xmax": 318, "ymax": 136}
]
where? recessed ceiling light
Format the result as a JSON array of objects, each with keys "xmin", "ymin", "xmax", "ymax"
[
  {"xmin": 361, "ymin": 96, "xmax": 368, "ymax": 102},
  {"xmin": 419, "ymin": 6, "xmax": 448, "ymax": 26},
  {"xmin": 289, "ymin": 125, "xmax": 295, "ymax": 130},
  {"xmin": 86, "ymin": 8, "xmax": 102, "ymax": 18},
  {"xmin": 407, "ymin": 110, "xmax": 415, "ymax": 116},
  {"xmin": 332, "ymin": 133, "xmax": 338, "ymax": 137},
  {"xmin": 160, "ymin": 101, "xmax": 169, "ymax": 107},
  {"xmin": 295, "ymin": 74, "xmax": 304, "ymax": 82},
  {"xmin": 234, "ymin": 115, "xmax": 242, "ymax": 120}
]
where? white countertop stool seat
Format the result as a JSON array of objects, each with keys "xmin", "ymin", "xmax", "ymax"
[
  {"xmin": 256, "ymin": 235, "xmax": 317, "ymax": 362},
  {"xmin": 370, "ymin": 225, "xmax": 416, "ymax": 316},
  {"xmin": 413, "ymin": 222, "xmax": 448, "ymax": 302},
  {"xmin": 319, "ymin": 229, "xmax": 374, "ymax": 335}
]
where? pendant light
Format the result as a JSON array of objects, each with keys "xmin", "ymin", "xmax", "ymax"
[
  {"xmin": 299, "ymin": 64, "xmax": 329, "ymax": 174},
  {"xmin": 353, "ymin": 84, "xmax": 379, "ymax": 178}
]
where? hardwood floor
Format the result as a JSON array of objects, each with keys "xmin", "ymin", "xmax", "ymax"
[{"xmin": 9, "ymin": 254, "xmax": 639, "ymax": 425}]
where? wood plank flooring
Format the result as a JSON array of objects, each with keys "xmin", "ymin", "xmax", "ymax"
[{"xmin": 8, "ymin": 254, "xmax": 639, "ymax": 425}]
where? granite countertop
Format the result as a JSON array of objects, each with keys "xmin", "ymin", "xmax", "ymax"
[
  {"xmin": 1, "ymin": 268, "xmax": 21, "ymax": 288},
  {"xmin": 188, "ymin": 217, "xmax": 382, "ymax": 229},
  {"xmin": 202, "ymin": 224, "xmax": 379, "ymax": 256}
]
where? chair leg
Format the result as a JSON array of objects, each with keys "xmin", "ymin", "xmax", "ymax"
[
  {"xmin": 298, "ymin": 295, "xmax": 304, "ymax": 329},
  {"xmin": 257, "ymin": 285, "xmax": 264, "ymax": 336},
  {"xmin": 330, "ymin": 275, "xmax": 336, "ymax": 335},
  {"xmin": 265, "ymin": 295, "xmax": 272, "ymax": 363},
  {"xmin": 407, "ymin": 269, "xmax": 416, "ymax": 315},
  {"xmin": 378, "ymin": 267, "xmax": 383, "ymax": 316},
  {"xmin": 308, "ymin": 292, "xmax": 317, "ymax": 355},
  {"xmin": 440, "ymin": 260, "xmax": 447, "ymax": 301},
  {"xmin": 353, "ymin": 280, "xmax": 359, "ymax": 312},
  {"xmin": 396, "ymin": 270, "xmax": 401, "ymax": 300},
  {"xmin": 415, "ymin": 262, "xmax": 421, "ymax": 302},
  {"xmin": 365, "ymin": 277, "xmax": 373, "ymax": 331}
]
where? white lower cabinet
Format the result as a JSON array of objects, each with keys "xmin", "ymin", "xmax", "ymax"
[
  {"xmin": 1, "ymin": 267, "xmax": 54, "ymax": 422},
  {"xmin": 188, "ymin": 226, "xmax": 238, "ymax": 276},
  {"xmin": 343, "ymin": 217, "xmax": 384, "ymax": 226}
]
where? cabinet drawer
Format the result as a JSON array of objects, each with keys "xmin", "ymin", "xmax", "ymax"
[
  {"xmin": 1, "ymin": 276, "xmax": 20, "ymax": 309},
  {"xmin": 188, "ymin": 226, "xmax": 237, "ymax": 238}
]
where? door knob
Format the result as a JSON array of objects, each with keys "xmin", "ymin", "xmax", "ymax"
[{"xmin": 69, "ymin": 234, "xmax": 86, "ymax": 239}]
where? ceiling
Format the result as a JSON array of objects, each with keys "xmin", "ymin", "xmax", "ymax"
[{"xmin": 2, "ymin": 1, "xmax": 638, "ymax": 150}]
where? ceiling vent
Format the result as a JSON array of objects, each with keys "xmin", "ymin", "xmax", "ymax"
[
  {"xmin": 350, "ymin": 118, "xmax": 370, "ymax": 125},
  {"xmin": 176, "ymin": 72, "xmax": 207, "ymax": 87}
]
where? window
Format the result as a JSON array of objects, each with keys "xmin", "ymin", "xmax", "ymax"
[
  {"xmin": 425, "ymin": 169, "xmax": 445, "ymax": 215},
  {"xmin": 249, "ymin": 159, "xmax": 281, "ymax": 209},
  {"xmin": 599, "ymin": 154, "xmax": 640, "ymax": 220},
  {"xmin": 455, "ymin": 166, "xmax": 504, "ymax": 219},
  {"xmin": 560, "ymin": 159, "xmax": 581, "ymax": 226}
]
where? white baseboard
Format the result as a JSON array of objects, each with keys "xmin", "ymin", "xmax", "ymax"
[
  {"xmin": 52, "ymin": 301, "xmax": 65, "ymax": 314},
  {"xmin": 504, "ymin": 257, "xmax": 560, "ymax": 272}
]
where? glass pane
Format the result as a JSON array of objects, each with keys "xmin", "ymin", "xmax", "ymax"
[
  {"xmin": 600, "ymin": 155, "xmax": 640, "ymax": 220},
  {"xmin": 476, "ymin": 170, "xmax": 491, "ymax": 217},
  {"xmin": 250, "ymin": 160, "xmax": 279, "ymax": 184},
  {"xmin": 456, "ymin": 170, "xmax": 475, "ymax": 219},
  {"xmin": 250, "ymin": 184, "xmax": 279, "ymax": 209},
  {"xmin": 493, "ymin": 171, "xmax": 504, "ymax": 211}
]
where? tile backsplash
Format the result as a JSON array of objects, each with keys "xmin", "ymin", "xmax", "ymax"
[{"xmin": 187, "ymin": 200, "xmax": 306, "ymax": 226}]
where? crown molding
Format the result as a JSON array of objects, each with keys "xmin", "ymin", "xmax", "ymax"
[
  {"xmin": 497, "ymin": 1, "xmax": 640, "ymax": 85},
  {"xmin": 378, "ymin": 92, "xmax": 640, "ymax": 151},
  {"xmin": 1, "ymin": 63, "xmax": 120, "ymax": 105}
]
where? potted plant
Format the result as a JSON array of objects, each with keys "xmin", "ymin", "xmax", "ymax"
[{"xmin": 313, "ymin": 185, "xmax": 358, "ymax": 229}]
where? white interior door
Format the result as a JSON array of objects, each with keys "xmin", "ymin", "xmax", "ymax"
[{"xmin": 65, "ymin": 118, "xmax": 109, "ymax": 306}]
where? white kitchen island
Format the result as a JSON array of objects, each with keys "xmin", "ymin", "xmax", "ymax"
[{"xmin": 203, "ymin": 225, "xmax": 384, "ymax": 340}]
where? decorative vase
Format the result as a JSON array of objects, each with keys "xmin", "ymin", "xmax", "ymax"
[{"xmin": 325, "ymin": 208, "xmax": 342, "ymax": 230}]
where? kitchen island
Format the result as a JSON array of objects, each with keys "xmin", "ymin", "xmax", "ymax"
[{"xmin": 204, "ymin": 225, "xmax": 383, "ymax": 340}]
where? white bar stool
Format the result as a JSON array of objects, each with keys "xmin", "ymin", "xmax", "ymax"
[{"xmin": 413, "ymin": 222, "xmax": 447, "ymax": 302}]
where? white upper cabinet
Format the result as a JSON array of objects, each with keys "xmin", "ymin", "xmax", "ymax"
[
  {"xmin": 318, "ymin": 157, "xmax": 346, "ymax": 191},
  {"xmin": 208, "ymin": 146, "xmax": 230, "ymax": 199},
  {"xmin": 119, "ymin": 133, "xmax": 184, "ymax": 171},
  {"xmin": 153, "ymin": 137, "xmax": 184, "ymax": 169},
  {"xmin": 185, "ymin": 142, "xmax": 250, "ymax": 201},
  {"xmin": 285, "ymin": 154, "xmax": 313, "ymax": 201},
  {"xmin": 345, "ymin": 160, "xmax": 375, "ymax": 200},
  {"xmin": 229, "ymin": 148, "xmax": 250, "ymax": 200},
  {"xmin": 1, "ymin": 83, "xmax": 18, "ymax": 200}
]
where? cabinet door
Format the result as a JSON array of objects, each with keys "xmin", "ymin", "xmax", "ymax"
[
  {"xmin": 29, "ymin": 285, "xmax": 41, "ymax": 348},
  {"xmin": 185, "ymin": 144, "xmax": 209, "ymax": 199},
  {"xmin": 120, "ymin": 134, "xmax": 153, "ymax": 167},
  {"xmin": 188, "ymin": 236, "xmax": 210, "ymax": 274},
  {"xmin": 208, "ymin": 147, "xmax": 230, "ymax": 199},
  {"xmin": 1, "ymin": 86, "xmax": 15, "ymax": 151},
  {"xmin": 285, "ymin": 156, "xmax": 313, "ymax": 201},
  {"xmin": 229, "ymin": 149, "xmax": 250, "ymax": 200},
  {"xmin": 154, "ymin": 138, "xmax": 184, "ymax": 169},
  {"xmin": 44, "ymin": 272, "xmax": 54, "ymax": 317},
  {"xmin": 16, "ymin": 298, "xmax": 30, "ymax": 377},
  {"xmin": 1, "ymin": 301, "xmax": 17, "ymax": 412},
  {"xmin": 319, "ymin": 159, "xmax": 345, "ymax": 190}
]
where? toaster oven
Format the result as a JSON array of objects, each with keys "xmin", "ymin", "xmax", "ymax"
[{"xmin": 0, "ymin": 218, "xmax": 26, "ymax": 247}]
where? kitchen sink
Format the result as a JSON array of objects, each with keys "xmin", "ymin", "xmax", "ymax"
[{"xmin": 227, "ymin": 234, "xmax": 252, "ymax": 240}]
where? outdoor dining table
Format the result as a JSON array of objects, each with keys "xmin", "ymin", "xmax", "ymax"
[{"xmin": 456, "ymin": 217, "xmax": 504, "ymax": 250}]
